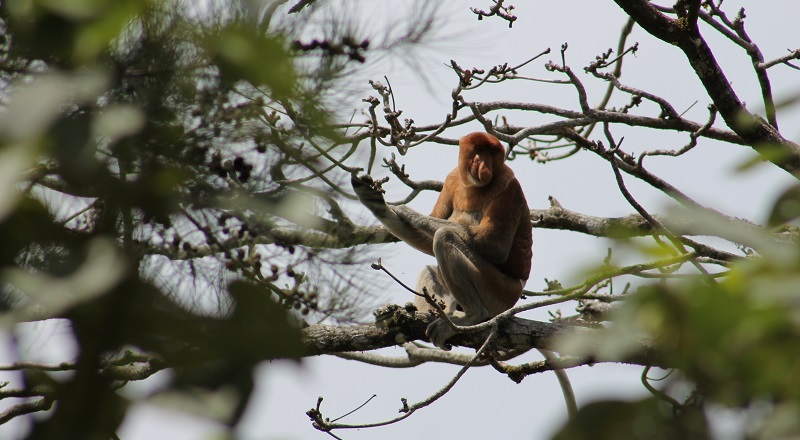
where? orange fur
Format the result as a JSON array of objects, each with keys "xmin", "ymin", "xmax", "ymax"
[{"xmin": 430, "ymin": 132, "xmax": 532, "ymax": 282}]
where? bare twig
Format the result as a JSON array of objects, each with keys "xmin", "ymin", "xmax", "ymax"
[
  {"xmin": 760, "ymin": 49, "xmax": 800, "ymax": 70},
  {"xmin": 580, "ymin": 17, "xmax": 636, "ymax": 138},
  {"xmin": 697, "ymin": 2, "xmax": 780, "ymax": 127},
  {"xmin": 638, "ymin": 104, "xmax": 717, "ymax": 165},
  {"xmin": 587, "ymin": 66, "xmax": 679, "ymax": 120},
  {"xmin": 288, "ymin": 0, "xmax": 315, "ymax": 13},
  {"xmin": 490, "ymin": 355, "xmax": 590, "ymax": 383},
  {"xmin": 370, "ymin": 260, "xmax": 461, "ymax": 333},
  {"xmin": 470, "ymin": 0, "xmax": 517, "ymax": 27},
  {"xmin": 307, "ymin": 325, "xmax": 499, "ymax": 432},
  {"xmin": 641, "ymin": 365, "xmax": 681, "ymax": 408},
  {"xmin": 601, "ymin": 124, "xmax": 712, "ymax": 278},
  {"xmin": 330, "ymin": 394, "xmax": 378, "ymax": 423},
  {"xmin": 382, "ymin": 154, "xmax": 444, "ymax": 205}
]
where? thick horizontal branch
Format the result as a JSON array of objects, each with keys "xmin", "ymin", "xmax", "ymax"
[
  {"xmin": 135, "ymin": 223, "xmax": 399, "ymax": 260},
  {"xmin": 334, "ymin": 342, "xmax": 523, "ymax": 368},
  {"xmin": 135, "ymin": 191, "xmax": 783, "ymax": 262},
  {"xmin": 531, "ymin": 203, "xmax": 654, "ymax": 238},
  {"xmin": 135, "ymin": 203, "xmax": 770, "ymax": 262},
  {"xmin": 531, "ymin": 201, "xmax": 762, "ymax": 241},
  {"xmin": 298, "ymin": 305, "xmax": 665, "ymax": 368},
  {"xmin": 530, "ymin": 200, "xmax": 791, "ymax": 260}
]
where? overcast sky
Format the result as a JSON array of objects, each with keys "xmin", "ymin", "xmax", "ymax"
[{"xmin": 4, "ymin": 1, "xmax": 800, "ymax": 439}]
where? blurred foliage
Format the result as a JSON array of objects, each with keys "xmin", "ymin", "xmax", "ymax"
[
  {"xmin": 553, "ymin": 398, "xmax": 709, "ymax": 440},
  {"xmin": 557, "ymin": 195, "xmax": 800, "ymax": 439},
  {"xmin": 0, "ymin": 0, "xmax": 386, "ymax": 437}
]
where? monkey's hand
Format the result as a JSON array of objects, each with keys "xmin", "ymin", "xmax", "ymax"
[{"xmin": 351, "ymin": 172, "xmax": 389, "ymax": 215}]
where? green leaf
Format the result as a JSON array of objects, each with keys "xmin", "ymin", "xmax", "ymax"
[
  {"xmin": 1, "ymin": 238, "xmax": 127, "ymax": 326},
  {"xmin": 0, "ymin": 69, "xmax": 108, "ymax": 142},
  {"xmin": 92, "ymin": 104, "xmax": 145, "ymax": 143},
  {"xmin": 767, "ymin": 184, "xmax": 800, "ymax": 227},
  {"xmin": 552, "ymin": 398, "xmax": 708, "ymax": 440},
  {"xmin": 205, "ymin": 25, "xmax": 296, "ymax": 96},
  {"xmin": 7, "ymin": 0, "xmax": 147, "ymax": 65}
]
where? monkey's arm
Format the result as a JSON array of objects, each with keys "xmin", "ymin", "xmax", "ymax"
[
  {"xmin": 429, "ymin": 173, "xmax": 455, "ymax": 219},
  {"xmin": 470, "ymin": 180, "xmax": 524, "ymax": 264},
  {"xmin": 351, "ymin": 174, "xmax": 458, "ymax": 256}
]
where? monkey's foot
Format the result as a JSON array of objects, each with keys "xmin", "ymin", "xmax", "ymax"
[
  {"xmin": 425, "ymin": 317, "xmax": 458, "ymax": 350},
  {"xmin": 350, "ymin": 173, "xmax": 387, "ymax": 207}
]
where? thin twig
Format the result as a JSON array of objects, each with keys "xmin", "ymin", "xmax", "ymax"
[
  {"xmin": 760, "ymin": 49, "xmax": 800, "ymax": 70},
  {"xmin": 638, "ymin": 104, "xmax": 717, "ymax": 166},
  {"xmin": 470, "ymin": 0, "xmax": 517, "ymax": 27},
  {"xmin": 330, "ymin": 394, "xmax": 377, "ymax": 422},
  {"xmin": 602, "ymin": 125, "xmax": 712, "ymax": 279},
  {"xmin": 580, "ymin": 17, "xmax": 636, "ymax": 138},
  {"xmin": 308, "ymin": 325, "xmax": 499, "ymax": 431},
  {"xmin": 641, "ymin": 366, "xmax": 681, "ymax": 408}
]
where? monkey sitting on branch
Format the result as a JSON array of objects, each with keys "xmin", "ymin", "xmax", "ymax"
[{"xmin": 352, "ymin": 132, "xmax": 532, "ymax": 349}]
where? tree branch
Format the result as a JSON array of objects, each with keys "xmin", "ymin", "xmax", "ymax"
[
  {"xmin": 0, "ymin": 397, "xmax": 53, "ymax": 425},
  {"xmin": 612, "ymin": 0, "xmax": 800, "ymax": 177},
  {"xmin": 299, "ymin": 305, "xmax": 665, "ymax": 368}
]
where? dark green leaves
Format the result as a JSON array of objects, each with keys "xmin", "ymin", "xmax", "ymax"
[
  {"xmin": 205, "ymin": 25, "xmax": 296, "ymax": 94},
  {"xmin": 6, "ymin": 0, "xmax": 147, "ymax": 66},
  {"xmin": 553, "ymin": 398, "xmax": 709, "ymax": 440}
]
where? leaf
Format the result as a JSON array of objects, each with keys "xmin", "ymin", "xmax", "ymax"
[
  {"xmin": 7, "ymin": 0, "xmax": 147, "ymax": 64},
  {"xmin": 92, "ymin": 104, "xmax": 145, "ymax": 143},
  {"xmin": 147, "ymin": 387, "xmax": 241, "ymax": 425},
  {"xmin": 554, "ymin": 307, "xmax": 645, "ymax": 362},
  {"xmin": 0, "ymin": 69, "xmax": 108, "ymax": 142},
  {"xmin": 664, "ymin": 204, "xmax": 796, "ymax": 261},
  {"xmin": 551, "ymin": 398, "xmax": 708, "ymax": 440},
  {"xmin": 0, "ymin": 142, "xmax": 37, "ymax": 220},
  {"xmin": 73, "ymin": 0, "xmax": 145, "ymax": 62},
  {"xmin": 204, "ymin": 25, "xmax": 296, "ymax": 96},
  {"xmin": 766, "ymin": 183, "xmax": 800, "ymax": 227},
  {"xmin": 0, "ymin": 238, "xmax": 127, "ymax": 326},
  {"xmin": 620, "ymin": 273, "xmax": 800, "ymax": 405},
  {"xmin": 734, "ymin": 142, "xmax": 792, "ymax": 172}
]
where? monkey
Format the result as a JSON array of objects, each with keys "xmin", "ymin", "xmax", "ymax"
[
  {"xmin": 352, "ymin": 132, "xmax": 532, "ymax": 349},
  {"xmin": 352, "ymin": 143, "xmax": 578, "ymax": 417}
]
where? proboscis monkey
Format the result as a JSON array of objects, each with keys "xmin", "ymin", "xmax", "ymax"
[{"xmin": 352, "ymin": 132, "xmax": 532, "ymax": 349}]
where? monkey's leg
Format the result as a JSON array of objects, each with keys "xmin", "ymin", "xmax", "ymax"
[
  {"xmin": 414, "ymin": 265, "xmax": 462, "ymax": 315},
  {"xmin": 426, "ymin": 226, "xmax": 522, "ymax": 349}
]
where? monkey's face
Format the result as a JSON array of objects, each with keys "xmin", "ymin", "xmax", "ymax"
[
  {"xmin": 458, "ymin": 132, "xmax": 505, "ymax": 187},
  {"xmin": 467, "ymin": 150, "xmax": 494, "ymax": 186}
]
